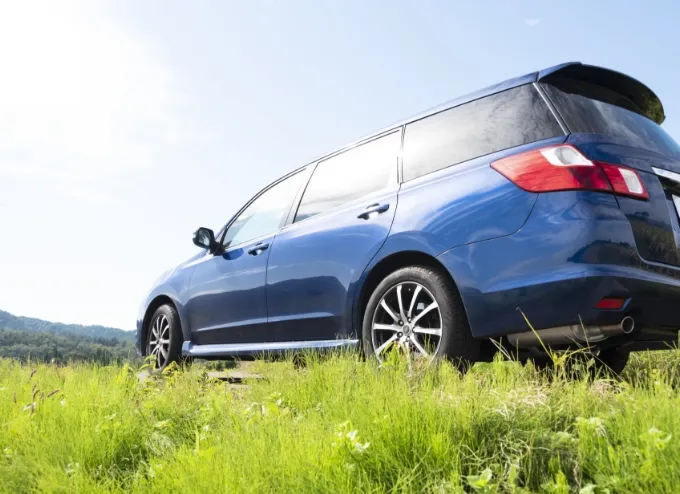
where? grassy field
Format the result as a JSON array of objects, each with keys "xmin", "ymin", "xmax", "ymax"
[{"xmin": 2, "ymin": 351, "xmax": 680, "ymax": 493}]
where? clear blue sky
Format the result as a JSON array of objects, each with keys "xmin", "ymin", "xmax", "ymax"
[{"xmin": 1, "ymin": 0, "xmax": 678, "ymax": 329}]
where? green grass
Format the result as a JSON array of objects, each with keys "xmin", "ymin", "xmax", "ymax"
[{"xmin": 2, "ymin": 351, "xmax": 680, "ymax": 493}]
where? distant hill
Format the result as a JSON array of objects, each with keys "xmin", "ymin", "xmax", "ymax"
[
  {"xmin": 0, "ymin": 309, "xmax": 135, "ymax": 342},
  {"xmin": 0, "ymin": 329, "xmax": 135, "ymax": 364}
]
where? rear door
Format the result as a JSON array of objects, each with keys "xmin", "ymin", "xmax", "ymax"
[
  {"xmin": 541, "ymin": 70, "xmax": 680, "ymax": 268},
  {"xmin": 266, "ymin": 130, "xmax": 402, "ymax": 341}
]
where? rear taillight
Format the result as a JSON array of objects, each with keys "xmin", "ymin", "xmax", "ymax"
[
  {"xmin": 491, "ymin": 144, "xmax": 649, "ymax": 200},
  {"xmin": 595, "ymin": 297, "xmax": 627, "ymax": 310}
]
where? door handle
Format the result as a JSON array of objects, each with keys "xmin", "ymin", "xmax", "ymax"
[
  {"xmin": 357, "ymin": 203, "xmax": 390, "ymax": 220},
  {"xmin": 247, "ymin": 242, "xmax": 270, "ymax": 255}
]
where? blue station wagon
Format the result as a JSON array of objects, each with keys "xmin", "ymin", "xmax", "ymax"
[{"xmin": 137, "ymin": 62, "xmax": 680, "ymax": 373}]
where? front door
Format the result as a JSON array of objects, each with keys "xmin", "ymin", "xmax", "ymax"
[{"xmin": 186, "ymin": 169, "xmax": 307, "ymax": 345}]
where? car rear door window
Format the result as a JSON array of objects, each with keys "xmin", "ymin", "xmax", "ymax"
[
  {"xmin": 402, "ymin": 84, "xmax": 564, "ymax": 182},
  {"xmin": 295, "ymin": 131, "xmax": 400, "ymax": 222}
]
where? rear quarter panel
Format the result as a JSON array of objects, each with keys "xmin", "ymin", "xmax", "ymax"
[{"xmin": 384, "ymin": 137, "xmax": 568, "ymax": 258}]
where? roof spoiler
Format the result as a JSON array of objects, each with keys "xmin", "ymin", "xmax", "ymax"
[{"xmin": 538, "ymin": 62, "xmax": 665, "ymax": 125}]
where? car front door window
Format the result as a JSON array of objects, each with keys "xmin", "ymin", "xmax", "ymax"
[{"xmin": 223, "ymin": 171, "xmax": 305, "ymax": 248}]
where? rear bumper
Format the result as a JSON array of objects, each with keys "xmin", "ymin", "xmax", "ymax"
[{"xmin": 438, "ymin": 191, "xmax": 680, "ymax": 342}]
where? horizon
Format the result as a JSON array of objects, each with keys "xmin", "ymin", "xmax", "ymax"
[
  {"xmin": 0, "ymin": 307, "xmax": 131, "ymax": 331},
  {"xmin": 1, "ymin": 0, "xmax": 679, "ymax": 329}
]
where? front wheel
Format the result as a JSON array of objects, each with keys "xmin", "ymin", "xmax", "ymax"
[
  {"xmin": 361, "ymin": 266, "xmax": 479, "ymax": 371},
  {"xmin": 146, "ymin": 304, "xmax": 183, "ymax": 370}
]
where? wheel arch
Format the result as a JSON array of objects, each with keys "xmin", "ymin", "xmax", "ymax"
[
  {"xmin": 141, "ymin": 295, "xmax": 181, "ymax": 356},
  {"xmin": 354, "ymin": 250, "xmax": 469, "ymax": 338}
]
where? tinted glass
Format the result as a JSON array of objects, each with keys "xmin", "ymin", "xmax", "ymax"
[
  {"xmin": 542, "ymin": 79, "xmax": 680, "ymax": 160},
  {"xmin": 223, "ymin": 171, "xmax": 305, "ymax": 247},
  {"xmin": 295, "ymin": 131, "xmax": 400, "ymax": 222},
  {"xmin": 402, "ymin": 84, "xmax": 563, "ymax": 181}
]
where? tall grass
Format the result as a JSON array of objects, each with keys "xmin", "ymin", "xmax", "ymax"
[{"xmin": 2, "ymin": 350, "xmax": 680, "ymax": 493}]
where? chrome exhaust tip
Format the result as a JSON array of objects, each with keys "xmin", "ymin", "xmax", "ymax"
[{"xmin": 621, "ymin": 316, "xmax": 635, "ymax": 334}]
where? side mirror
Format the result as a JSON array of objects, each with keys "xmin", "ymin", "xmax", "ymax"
[{"xmin": 193, "ymin": 227, "xmax": 217, "ymax": 252}]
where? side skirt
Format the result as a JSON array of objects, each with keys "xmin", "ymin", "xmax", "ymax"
[{"xmin": 182, "ymin": 339, "xmax": 360, "ymax": 358}]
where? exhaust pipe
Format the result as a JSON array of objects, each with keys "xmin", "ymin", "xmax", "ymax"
[
  {"xmin": 620, "ymin": 316, "xmax": 635, "ymax": 334},
  {"xmin": 508, "ymin": 316, "xmax": 635, "ymax": 348}
]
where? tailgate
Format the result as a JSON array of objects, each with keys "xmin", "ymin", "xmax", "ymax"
[{"xmin": 539, "ymin": 64, "xmax": 680, "ymax": 267}]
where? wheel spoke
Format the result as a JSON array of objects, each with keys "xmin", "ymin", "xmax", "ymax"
[
  {"xmin": 409, "ymin": 336, "xmax": 429, "ymax": 357},
  {"xmin": 396, "ymin": 285, "xmax": 407, "ymax": 322},
  {"xmin": 160, "ymin": 346, "xmax": 168, "ymax": 359},
  {"xmin": 380, "ymin": 300, "xmax": 399, "ymax": 322},
  {"xmin": 375, "ymin": 334, "xmax": 398, "ymax": 355},
  {"xmin": 160, "ymin": 338, "xmax": 170, "ymax": 345},
  {"xmin": 373, "ymin": 323, "xmax": 400, "ymax": 332},
  {"xmin": 403, "ymin": 339, "xmax": 412, "ymax": 371},
  {"xmin": 407, "ymin": 285, "xmax": 422, "ymax": 319},
  {"xmin": 412, "ymin": 326, "xmax": 442, "ymax": 337},
  {"xmin": 410, "ymin": 301, "xmax": 438, "ymax": 327}
]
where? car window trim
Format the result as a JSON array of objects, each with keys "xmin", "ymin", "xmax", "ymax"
[
  {"xmin": 282, "ymin": 163, "xmax": 315, "ymax": 227},
  {"xmin": 533, "ymin": 82, "xmax": 569, "ymax": 135}
]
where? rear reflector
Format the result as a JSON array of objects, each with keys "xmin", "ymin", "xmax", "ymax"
[
  {"xmin": 595, "ymin": 297, "xmax": 627, "ymax": 310},
  {"xmin": 491, "ymin": 144, "xmax": 649, "ymax": 200}
]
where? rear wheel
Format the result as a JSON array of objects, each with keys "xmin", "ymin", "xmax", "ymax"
[
  {"xmin": 361, "ymin": 266, "xmax": 479, "ymax": 371},
  {"xmin": 146, "ymin": 304, "xmax": 183, "ymax": 370},
  {"xmin": 594, "ymin": 347, "xmax": 630, "ymax": 375}
]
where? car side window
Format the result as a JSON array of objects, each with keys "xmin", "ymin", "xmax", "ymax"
[
  {"xmin": 223, "ymin": 171, "xmax": 305, "ymax": 248},
  {"xmin": 295, "ymin": 130, "xmax": 400, "ymax": 222},
  {"xmin": 402, "ymin": 84, "xmax": 564, "ymax": 181}
]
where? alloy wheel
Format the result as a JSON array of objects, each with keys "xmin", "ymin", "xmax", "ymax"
[
  {"xmin": 148, "ymin": 314, "xmax": 171, "ymax": 368},
  {"xmin": 371, "ymin": 281, "xmax": 442, "ymax": 365}
]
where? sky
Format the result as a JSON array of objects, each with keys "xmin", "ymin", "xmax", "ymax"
[{"xmin": 0, "ymin": 0, "xmax": 679, "ymax": 330}]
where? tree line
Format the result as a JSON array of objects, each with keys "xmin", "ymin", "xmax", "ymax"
[{"xmin": 0, "ymin": 328, "xmax": 136, "ymax": 364}]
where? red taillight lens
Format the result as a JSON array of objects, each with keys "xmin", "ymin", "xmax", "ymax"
[
  {"xmin": 595, "ymin": 297, "xmax": 627, "ymax": 310},
  {"xmin": 599, "ymin": 163, "xmax": 649, "ymax": 200},
  {"xmin": 491, "ymin": 144, "xmax": 649, "ymax": 200}
]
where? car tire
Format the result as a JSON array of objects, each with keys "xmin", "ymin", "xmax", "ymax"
[
  {"xmin": 146, "ymin": 304, "xmax": 183, "ymax": 370},
  {"xmin": 594, "ymin": 347, "xmax": 630, "ymax": 375},
  {"xmin": 361, "ymin": 266, "xmax": 480, "ymax": 371}
]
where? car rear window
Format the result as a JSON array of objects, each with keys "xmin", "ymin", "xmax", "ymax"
[
  {"xmin": 542, "ymin": 79, "xmax": 680, "ymax": 161},
  {"xmin": 402, "ymin": 84, "xmax": 564, "ymax": 182}
]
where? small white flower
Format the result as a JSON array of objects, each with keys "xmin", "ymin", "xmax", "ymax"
[{"xmin": 355, "ymin": 441, "xmax": 370, "ymax": 454}]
